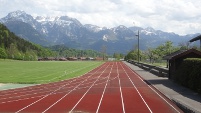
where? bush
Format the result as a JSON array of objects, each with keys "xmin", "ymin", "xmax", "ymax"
[
  {"xmin": 0, "ymin": 48, "xmax": 7, "ymax": 59},
  {"xmin": 174, "ymin": 58, "xmax": 201, "ymax": 93}
]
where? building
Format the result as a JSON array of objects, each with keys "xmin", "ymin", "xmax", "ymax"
[{"xmin": 163, "ymin": 49, "xmax": 201, "ymax": 79}]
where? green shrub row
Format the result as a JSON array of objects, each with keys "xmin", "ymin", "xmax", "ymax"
[{"xmin": 174, "ymin": 58, "xmax": 201, "ymax": 93}]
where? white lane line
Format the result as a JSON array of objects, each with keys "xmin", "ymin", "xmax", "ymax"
[
  {"xmin": 15, "ymin": 80, "xmax": 76, "ymax": 113},
  {"xmin": 116, "ymin": 62, "xmax": 125, "ymax": 113},
  {"xmin": 0, "ymin": 90, "xmax": 52, "ymax": 102},
  {"xmin": 0, "ymin": 77, "xmax": 106, "ymax": 103},
  {"xmin": 76, "ymin": 76, "xmax": 118, "ymax": 90},
  {"xmin": 16, "ymin": 63, "xmax": 106, "ymax": 113},
  {"xmin": 68, "ymin": 63, "xmax": 112, "ymax": 113},
  {"xmin": 96, "ymin": 62, "xmax": 114, "ymax": 113},
  {"xmin": 1, "ymin": 95, "xmax": 44, "ymax": 104},
  {"xmin": 1, "ymin": 62, "xmax": 100, "ymax": 94},
  {"xmin": 42, "ymin": 76, "xmax": 91, "ymax": 113},
  {"xmin": 1, "ymin": 76, "xmax": 115, "ymax": 104},
  {"xmin": 124, "ymin": 63, "xmax": 181, "ymax": 113},
  {"xmin": 42, "ymin": 63, "xmax": 109, "ymax": 113},
  {"xmin": 0, "ymin": 79, "xmax": 85, "ymax": 103},
  {"xmin": 120, "ymin": 62, "xmax": 153, "ymax": 113},
  {"xmin": 0, "ymin": 73, "xmax": 87, "ymax": 98},
  {"xmin": 0, "ymin": 64, "xmax": 101, "ymax": 103}
]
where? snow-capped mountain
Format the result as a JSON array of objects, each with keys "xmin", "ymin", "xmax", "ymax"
[
  {"xmin": 0, "ymin": 10, "xmax": 199, "ymax": 54},
  {"xmin": 1, "ymin": 10, "xmax": 33, "ymax": 23},
  {"xmin": 0, "ymin": 10, "xmax": 40, "ymax": 29},
  {"xmin": 84, "ymin": 24, "xmax": 103, "ymax": 32},
  {"xmin": 35, "ymin": 16, "xmax": 56, "ymax": 22}
]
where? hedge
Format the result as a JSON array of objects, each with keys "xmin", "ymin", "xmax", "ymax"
[{"xmin": 174, "ymin": 58, "xmax": 201, "ymax": 93}]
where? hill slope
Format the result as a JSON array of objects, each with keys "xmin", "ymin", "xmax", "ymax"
[{"xmin": 0, "ymin": 23, "xmax": 53, "ymax": 60}]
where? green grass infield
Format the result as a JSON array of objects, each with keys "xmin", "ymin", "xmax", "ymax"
[{"xmin": 0, "ymin": 60, "xmax": 103, "ymax": 84}]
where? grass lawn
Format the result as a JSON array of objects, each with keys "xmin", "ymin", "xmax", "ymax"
[
  {"xmin": 151, "ymin": 62, "xmax": 167, "ymax": 68},
  {"xmin": 0, "ymin": 60, "xmax": 103, "ymax": 84}
]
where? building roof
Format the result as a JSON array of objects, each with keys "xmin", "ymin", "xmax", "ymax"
[
  {"xmin": 189, "ymin": 35, "xmax": 201, "ymax": 42},
  {"xmin": 163, "ymin": 48, "xmax": 201, "ymax": 60},
  {"xmin": 163, "ymin": 50, "xmax": 186, "ymax": 60}
]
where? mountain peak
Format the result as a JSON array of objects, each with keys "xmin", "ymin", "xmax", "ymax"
[
  {"xmin": 8, "ymin": 10, "xmax": 26, "ymax": 17},
  {"xmin": 59, "ymin": 16, "xmax": 81, "ymax": 24},
  {"xmin": 59, "ymin": 16, "xmax": 71, "ymax": 21},
  {"xmin": 84, "ymin": 24, "xmax": 103, "ymax": 32},
  {"xmin": 113, "ymin": 25, "xmax": 128, "ymax": 32},
  {"xmin": 57, "ymin": 16, "xmax": 83, "ymax": 27},
  {"xmin": 145, "ymin": 27, "xmax": 155, "ymax": 32},
  {"xmin": 1, "ymin": 10, "xmax": 34, "ymax": 24}
]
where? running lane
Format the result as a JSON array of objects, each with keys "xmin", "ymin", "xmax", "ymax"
[
  {"xmin": 119, "ymin": 62, "xmax": 183, "ymax": 113},
  {"xmin": 0, "ymin": 62, "xmax": 108, "ymax": 112},
  {"xmin": 0, "ymin": 62, "xmax": 183, "ymax": 113}
]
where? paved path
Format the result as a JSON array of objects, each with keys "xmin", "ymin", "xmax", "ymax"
[{"xmin": 124, "ymin": 61, "xmax": 201, "ymax": 113}]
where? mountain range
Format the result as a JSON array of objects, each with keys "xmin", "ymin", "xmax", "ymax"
[{"xmin": 0, "ymin": 10, "xmax": 200, "ymax": 54}]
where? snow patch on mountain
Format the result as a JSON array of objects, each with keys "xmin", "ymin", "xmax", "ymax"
[
  {"xmin": 55, "ymin": 19, "xmax": 72, "ymax": 26},
  {"xmin": 84, "ymin": 24, "xmax": 103, "ymax": 32},
  {"xmin": 35, "ymin": 16, "xmax": 57, "ymax": 22},
  {"xmin": 103, "ymin": 35, "xmax": 108, "ymax": 42},
  {"xmin": 41, "ymin": 28, "xmax": 48, "ymax": 34},
  {"xmin": 141, "ymin": 30, "xmax": 157, "ymax": 35},
  {"xmin": 140, "ymin": 27, "xmax": 157, "ymax": 35}
]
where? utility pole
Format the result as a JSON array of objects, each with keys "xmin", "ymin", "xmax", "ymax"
[
  {"xmin": 101, "ymin": 45, "xmax": 107, "ymax": 61},
  {"xmin": 135, "ymin": 30, "xmax": 140, "ymax": 63}
]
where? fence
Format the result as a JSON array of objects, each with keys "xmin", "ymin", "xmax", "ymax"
[{"xmin": 127, "ymin": 60, "xmax": 169, "ymax": 77}]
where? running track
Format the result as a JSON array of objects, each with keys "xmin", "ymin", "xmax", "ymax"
[{"xmin": 0, "ymin": 62, "xmax": 183, "ymax": 113}]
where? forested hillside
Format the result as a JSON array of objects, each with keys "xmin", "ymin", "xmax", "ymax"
[
  {"xmin": 0, "ymin": 24, "xmax": 103, "ymax": 60},
  {"xmin": 0, "ymin": 24, "xmax": 54, "ymax": 60}
]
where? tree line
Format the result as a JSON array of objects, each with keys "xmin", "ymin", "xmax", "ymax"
[
  {"xmin": 125, "ymin": 41, "xmax": 199, "ymax": 63},
  {"xmin": 49, "ymin": 45, "xmax": 103, "ymax": 58}
]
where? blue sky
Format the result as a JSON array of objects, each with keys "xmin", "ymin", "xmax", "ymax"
[{"xmin": 0, "ymin": 0, "xmax": 201, "ymax": 35}]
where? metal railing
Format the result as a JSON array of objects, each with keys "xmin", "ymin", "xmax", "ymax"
[{"xmin": 127, "ymin": 60, "xmax": 169, "ymax": 77}]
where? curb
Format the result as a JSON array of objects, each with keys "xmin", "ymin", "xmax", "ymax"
[
  {"xmin": 172, "ymin": 99, "xmax": 199, "ymax": 113},
  {"xmin": 147, "ymin": 79, "xmax": 198, "ymax": 113}
]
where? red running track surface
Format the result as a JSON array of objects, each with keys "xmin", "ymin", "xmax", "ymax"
[{"xmin": 0, "ymin": 62, "xmax": 183, "ymax": 113}]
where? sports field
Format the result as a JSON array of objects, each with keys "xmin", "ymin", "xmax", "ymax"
[
  {"xmin": 0, "ymin": 60, "xmax": 103, "ymax": 84},
  {"xmin": 0, "ymin": 61, "xmax": 183, "ymax": 113}
]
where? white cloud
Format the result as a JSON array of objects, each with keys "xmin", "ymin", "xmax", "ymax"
[{"xmin": 0, "ymin": 0, "xmax": 201, "ymax": 35}]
